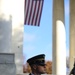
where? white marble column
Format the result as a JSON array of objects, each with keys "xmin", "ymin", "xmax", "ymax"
[
  {"xmin": 69, "ymin": 0, "xmax": 75, "ymax": 71},
  {"xmin": 0, "ymin": 0, "xmax": 24, "ymax": 74},
  {"xmin": 52, "ymin": 0, "xmax": 66, "ymax": 75},
  {"xmin": 0, "ymin": 0, "xmax": 12, "ymax": 53},
  {"xmin": 0, "ymin": 0, "xmax": 16, "ymax": 75},
  {"xmin": 11, "ymin": 0, "xmax": 24, "ymax": 74}
]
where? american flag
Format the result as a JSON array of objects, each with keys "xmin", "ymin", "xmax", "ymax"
[{"xmin": 24, "ymin": 0, "xmax": 44, "ymax": 26}]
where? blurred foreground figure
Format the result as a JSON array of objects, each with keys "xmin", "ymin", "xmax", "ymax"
[
  {"xmin": 27, "ymin": 54, "xmax": 47, "ymax": 75},
  {"xmin": 69, "ymin": 61, "xmax": 75, "ymax": 75}
]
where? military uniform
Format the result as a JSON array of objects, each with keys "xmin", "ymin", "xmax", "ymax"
[{"xmin": 29, "ymin": 73, "xmax": 33, "ymax": 75}]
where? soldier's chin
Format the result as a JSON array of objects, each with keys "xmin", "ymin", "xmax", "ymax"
[{"xmin": 42, "ymin": 71, "xmax": 47, "ymax": 74}]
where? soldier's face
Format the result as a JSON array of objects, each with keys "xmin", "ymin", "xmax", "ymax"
[{"xmin": 36, "ymin": 65, "xmax": 46, "ymax": 74}]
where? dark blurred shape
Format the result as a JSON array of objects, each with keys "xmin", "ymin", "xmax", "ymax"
[{"xmin": 69, "ymin": 61, "xmax": 75, "ymax": 75}]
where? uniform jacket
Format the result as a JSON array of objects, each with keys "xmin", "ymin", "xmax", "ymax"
[{"xmin": 29, "ymin": 73, "xmax": 32, "ymax": 75}]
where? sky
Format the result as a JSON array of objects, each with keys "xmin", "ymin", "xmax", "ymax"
[{"xmin": 23, "ymin": 0, "xmax": 70, "ymax": 63}]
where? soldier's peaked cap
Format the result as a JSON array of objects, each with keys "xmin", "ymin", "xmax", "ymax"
[{"xmin": 27, "ymin": 54, "xmax": 45, "ymax": 66}]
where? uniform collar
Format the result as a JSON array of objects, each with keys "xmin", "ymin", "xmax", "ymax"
[{"xmin": 31, "ymin": 73, "xmax": 34, "ymax": 75}]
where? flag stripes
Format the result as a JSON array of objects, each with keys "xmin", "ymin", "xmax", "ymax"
[{"xmin": 24, "ymin": 0, "xmax": 44, "ymax": 26}]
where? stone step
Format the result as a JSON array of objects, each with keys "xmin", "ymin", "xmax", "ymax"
[
  {"xmin": 0, "ymin": 64, "xmax": 16, "ymax": 75},
  {"xmin": 0, "ymin": 53, "xmax": 14, "ymax": 64},
  {"xmin": 0, "ymin": 53, "xmax": 16, "ymax": 75},
  {"xmin": 17, "ymin": 73, "xmax": 29, "ymax": 75}
]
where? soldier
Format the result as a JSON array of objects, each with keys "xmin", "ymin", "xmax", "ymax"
[{"xmin": 27, "ymin": 54, "xmax": 46, "ymax": 75}]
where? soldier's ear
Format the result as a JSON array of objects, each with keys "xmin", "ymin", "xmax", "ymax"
[{"xmin": 33, "ymin": 64, "xmax": 37, "ymax": 70}]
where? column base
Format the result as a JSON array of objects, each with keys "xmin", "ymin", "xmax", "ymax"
[{"xmin": 0, "ymin": 53, "xmax": 16, "ymax": 75}]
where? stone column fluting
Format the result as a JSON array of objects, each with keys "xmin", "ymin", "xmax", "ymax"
[
  {"xmin": 52, "ymin": 0, "xmax": 66, "ymax": 75},
  {"xmin": 69, "ymin": 0, "xmax": 75, "ymax": 71}
]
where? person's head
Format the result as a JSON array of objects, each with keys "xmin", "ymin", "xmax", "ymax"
[{"xmin": 27, "ymin": 54, "xmax": 46, "ymax": 75}]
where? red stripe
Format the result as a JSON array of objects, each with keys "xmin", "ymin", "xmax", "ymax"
[
  {"xmin": 24, "ymin": 0, "xmax": 26, "ymax": 24},
  {"xmin": 25, "ymin": 0, "xmax": 30, "ymax": 25},
  {"xmin": 38, "ymin": 0, "xmax": 44, "ymax": 26},
  {"xmin": 31, "ymin": 1, "xmax": 37, "ymax": 25},
  {"xmin": 28, "ymin": 0, "xmax": 33, "ymax": 25},
  {"xmin": 34, "ymin": 1, "xmax": 40, "ymax": 26}
]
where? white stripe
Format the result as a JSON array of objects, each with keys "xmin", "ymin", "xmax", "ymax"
[
  {"xmin": 36, "ymin": 1, "xmax": 42, "ymax": 26},
  {"xmin": 24, "ymin": 0, "xmax": 25, "ymax": 20},
  {"xmin": 26, "ymin": 0, "xmax": 32, "ymax": 24},
  {"xmin": 25, "ymin": 0, "xmax": 28, "ymax": 24}
]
